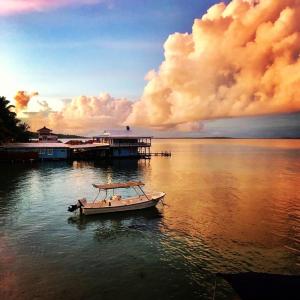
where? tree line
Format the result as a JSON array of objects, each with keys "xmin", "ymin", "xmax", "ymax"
[{"xmin": 0, "ymin": 96, "xmax": 31, "ymax": 143}]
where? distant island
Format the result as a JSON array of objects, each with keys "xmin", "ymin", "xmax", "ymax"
[{"xmin": 29, "ymin": 131, "xmax": 87, "ymax": 139}]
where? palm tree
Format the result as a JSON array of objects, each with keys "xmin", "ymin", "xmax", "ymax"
[{"xmin": 0, "ymin": 96, "xmax": 31, "ymax": 143}]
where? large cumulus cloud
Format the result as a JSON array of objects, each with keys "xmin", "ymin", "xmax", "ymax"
[
  {"xmin": 15, "ymin": 0, "xmax": 300, "ymax": 134},
  {"xmin": 126, "ymin": 0, "xmax": 300, "ymax": 130},
  {"xmin": 24, "ymin": 93, "xmax": 133, "ymax": 135}
]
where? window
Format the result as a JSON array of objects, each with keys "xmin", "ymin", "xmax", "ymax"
[
  {"xmin": 47, "ymin": 149, "xmax": 53, "ymax": 155},
  {"xmin": 39, "ymin": 149, "xmax": 45, "ymax": 155}
]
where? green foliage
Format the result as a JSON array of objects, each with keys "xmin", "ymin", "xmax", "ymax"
[{"xmin": 0, "ymin": 96, "xmax": 31, "ymax": 143}]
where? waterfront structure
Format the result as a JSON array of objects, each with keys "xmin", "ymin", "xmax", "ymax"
[
  {"xmin": 93, "ymin": 127, "xmax": 152, "ymax": 158},
  {"xmin": 0, "ymin": 142, "xmax": 71, "ymax": 160},
  {"xmin": 0, "ymin": 142, "xmax": 110, "ymax": 161},
  {"xmin": 37, "ymin": 126, "xmax": 58, "ymax": 142},
  {"xmin": 0, "ymin": 125, "xmax": 109, "ymax": 161},
  {"xmin": 0, "ymin": 126, "xmax": 152, "ymax": 161},
  {"xmin": 70, "ymin": 143, "xmax": 109, "ymax": 160}
]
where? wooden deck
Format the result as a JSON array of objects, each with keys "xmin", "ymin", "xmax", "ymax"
[{"xmin": 141, "ymin": 151, "xmax": 172, "ymax": 157}]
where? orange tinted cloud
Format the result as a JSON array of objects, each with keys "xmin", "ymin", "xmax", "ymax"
[
  {"xmin": 14, "ymin": 91, "xmax": 38, "ymax": 112},
  {"xmin": 24, "ymin": 93, "xmax": 133, "ymax": 135},
  {"xmin": 127, "ymin": 0, "xmax": 300, "ymax": 130}
]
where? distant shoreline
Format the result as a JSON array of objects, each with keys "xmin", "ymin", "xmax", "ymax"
[
  {"xmin": 41, "ymin": 131, "xmax": 300, "ymax": 141},
  {"xmin": 152, "ymin": 137, "xmax": 300, "ymax": 140},
  {"xmin": 30, "ymin": 132, "xmax": 87, "ymax": 139},
  {"xmin": 51, "ymin": 134, "xmax": 300, "ymax": 141},
  {"xmin": 63, "ymin": 136, "xmax": 300, "ymax": 140}
]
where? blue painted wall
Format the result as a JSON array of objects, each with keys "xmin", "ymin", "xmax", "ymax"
[
  {"xmin": 5, "ymin": 147, "xmax": 70, "ymax": 160},
  {"xmin": 112, "ymin": 147, "xmax": 139, "ymax": 157},
  {"xmin": 38, "ymin": 148, "xmax": 69, "ymax": 159}
]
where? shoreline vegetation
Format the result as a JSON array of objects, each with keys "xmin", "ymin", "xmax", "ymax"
[
  {"xmin": 0, "ymin": 96, "xmax": 87, "ymax": 143},
  {"xmin": 29, "ymin": 132, "xmax": 86, "ymax": 139},
  {"xmin": 0, "ymin": 96, "xmax": 31, "ymax": 143}
]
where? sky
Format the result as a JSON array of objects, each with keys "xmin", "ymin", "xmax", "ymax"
[
  {"xmin": 1, "ymin": 0, "xmax": 217, "ymax": 103},
  {"xmin": 1, "ymin": 0, "xmax": 300, "ymax": 137}
]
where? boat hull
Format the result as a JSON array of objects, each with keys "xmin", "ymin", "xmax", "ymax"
[{"xmin": 82, "ymin": 194, "xmax": 164, "ymax": 215}]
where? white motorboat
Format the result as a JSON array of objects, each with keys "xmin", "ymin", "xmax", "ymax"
[{"xmin": 68, "ymin": 181, "xmax": 165, "ymax": 215}]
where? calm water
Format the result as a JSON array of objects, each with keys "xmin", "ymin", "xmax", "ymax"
[{"xmin": 0, "ymin": 139, "xmax": 299, "ymax": 300}]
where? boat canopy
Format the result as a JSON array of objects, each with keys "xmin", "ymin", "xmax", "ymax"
[{"xmin": 92, "ymin": 181, "xmax": 145, "ymax": 190}]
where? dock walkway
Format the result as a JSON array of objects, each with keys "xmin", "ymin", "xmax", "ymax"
[{"xmin": 142, "ymin": 151, "xmax": 172, "ymax": 158}]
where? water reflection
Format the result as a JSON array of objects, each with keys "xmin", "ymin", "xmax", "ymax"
[
  {"xmin": 0, "ymin": 139, "xmax": 299, "ymax": 299},
  {"xmin": 68, "ymin": 207, "xmax": 162, "ymax": 232},
  {"xmin": 151, "ymin": 139, "xmax": 300, "ymax": 275}
]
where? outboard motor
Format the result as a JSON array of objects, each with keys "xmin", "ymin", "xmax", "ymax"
[
  {"xmin": 68, "ymin": 199, "xmax": 86, "ymax": 212},
  {"xmin": 68, "ymin": 204, "xmax": 79, "ymax": 212}
]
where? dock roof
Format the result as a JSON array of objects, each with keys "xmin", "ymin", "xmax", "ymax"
[
  {"xmin": 68, "ymin": 143, "xmax": 109, "ymax": 149},
  {"xmin": 37, "ymin": 126, "xmax": 52, "ymax": 132},
  {"xmin": 1, "ymin": 143, "xmax": 109, "ymax": 149},
  {"xmin": 2, "ymin": 142, "xmax": 69, "ymax": 148},
  {"xmin": 94, "ymin": 129, "xmax": 152, "ymax": 139}
]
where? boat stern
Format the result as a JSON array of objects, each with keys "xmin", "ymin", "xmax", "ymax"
[{"xmin": 68, "ymin": 198, "xmax": 87, "ymax": 212}]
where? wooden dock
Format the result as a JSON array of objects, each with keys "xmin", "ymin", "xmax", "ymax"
[{"xmin": 143, "ymin": 151, "xmax": 171, "ymax": 157}]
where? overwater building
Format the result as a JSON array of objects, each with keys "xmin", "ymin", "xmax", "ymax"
[
  {"xmin": 0, "ymin": 142, "xmax": 71, "ymax": 160},
  {"xmin": 0, "ymin": 126, "xmax": 152, "ymax": 161},
  {"xmin": 93, "ymin": 127, "xmax": 152, "ymax": 158},
  {"xmin": 37, "ymin": 126, "xmax": 58, "ymax": 142}
]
